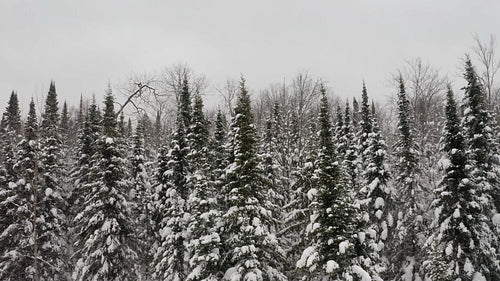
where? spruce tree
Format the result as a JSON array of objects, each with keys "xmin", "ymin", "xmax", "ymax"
[
  {"xmin": 356, "ymin": 85, "xmax": 394, "ymax": 278},
  {"xmin": 38, "ymin": 82, "xmax": 69, "ymax": 280},
  {"xmin": 339, "ymin": 101, "xmax": 359, "ymax": 194},
  {"xmin": 0, "ymin": 91, "xmax": 22, "ymax": 182},
  {"xmin": 0, "ymin": 91, "xmax": 22, "ymax": 135},
  {"xmin": 186, "ymin": 94, "xmax": 222, "ymax": 281},
  {"xmin": 71, "ymin": 97, "xmax": 101, "ymax": 209},
  {"xmin": 298, "ymin": 86, "xmax": 375, "ymax": 280},
  {"xmin": 0, "ymin": 91, "xmax": 23, "ymax": 258},
  {"xmin": 358, "ymin": 82, "xmax": 373, "ymax": 164},
  {"xmin": 455, "ymin": 59, "xmax": 500, "ymax": 280},
  {"xmin": 221, "ymin": 78, "xmax": 286, "ymax": 281},
  {"xmin": 389, "ymin": 77, "xmax": 427, "ymax": 281},
  {"xmin": 130, "ymin": 123, "xmax": 154, "ymax": 280},
  {"xmin": 0, "ymin": 99, "xmax": 39, "ymax": 280},
  {"xmin": 73, "ymin": 91, "xmax": 138, "ymax": 281},
  {"xmin": 425, "ymin": 85, "xmax": 496, "ymax": 280},
  {"xmin": 153, "ymin": 80, "xmax": 193, "ymax": 281}
]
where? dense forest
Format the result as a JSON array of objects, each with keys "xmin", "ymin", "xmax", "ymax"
[{"xmin": 1, "ymin": 42, "xmax": 500, "ymax": 281}]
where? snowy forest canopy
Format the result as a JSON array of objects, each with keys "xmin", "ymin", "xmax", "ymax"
[{"xmin": 1, "ymin": 39, "xmax": 500, "ymax": 281}]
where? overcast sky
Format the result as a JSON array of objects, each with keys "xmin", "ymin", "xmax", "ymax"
[{"xmin": 1, "ymin": 0, "xmax": 499, "ymax": 115}]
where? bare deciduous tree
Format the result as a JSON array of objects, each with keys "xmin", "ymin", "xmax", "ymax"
[{"xmin": 472, "ymin": 34, "xmax": 500, "ymax": 107}]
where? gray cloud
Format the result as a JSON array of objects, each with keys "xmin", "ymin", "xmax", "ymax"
[{"xmin": 1, "ymin": 0, "xmax": 499, "ymax": 113}]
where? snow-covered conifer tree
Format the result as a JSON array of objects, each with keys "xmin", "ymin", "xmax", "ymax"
[
  {"xmin": 389, "ymin": 77, "xmax": 427, "ymax": 281},
  {"xmin": 130, "ymin": 122, "xmax": 155, "ymax": 280},
  {"xmin": 298, "ymin": 86, "xmax": 377, "ymax": 280},
  {"xmin": 186, "ymin": 93, "xmax": 222, "ymax": 281},
  {"xmin": 153, "ymin": 78, "xmax": 193, "ymax": 281},
  {"xmin": 357, "ymin": 84, "xmax": 393, "ymax": 278},
  {"xmin": 221, "ymin": 78, "xmax": 286, "ymax": 281},
  {"xmin": 0, "ymin": 99, "xmax": 39, "ymax": 280},
  {"xmin": 38, "ymin": 82, "xmax": 69, "ymax": 280},
  {"xmin": 73, "ymin": 91, "xmax": 138, "ymax": 281},
  {"xmin": 425, "ymin": 85, "xmax": 500, "ymax": 280},
  {"xmin": 448, "ymin": 59, "xmax": 500, "ymax": 280}
]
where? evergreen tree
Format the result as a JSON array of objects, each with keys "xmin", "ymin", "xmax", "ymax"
[
  {"xmin": 356, "ymin": 84, "xmax": 394, "ymax": 278},
  {"xmin": 425, "ymin": 85, "xmax": 498, "ymax": 280},
  {"xmin": 298, "ymin": 86, "xmax": 375, "ymax": 280},
  {"xmin": 213, "ymin": 109, "xmax": 228, "ymax": 174},
  {"xmin": 0, "ymin": 99, "xmax": 39, "ymax": 280},
  {"xmin": 130, "ymin": 123, "xmax": 155, "ymax": 280},
  {"xmin": 186, "ymin": 94, "xmax": 222, "ymax": 281},
  {"xmin": 352, "ymin": 97, "xmax": 360, "ymax": 128},
  {"xmin": 358, "ymin": 82, "xmax": 373, "ymax": 164},
  {"xmin": 0, "ymin": 91, "xmax": 22, "ymax": 182},
  {"xmin": 60, "ymin": 101, "xmax": 70, "ymax": 137},
  {"xmin": 221, "ymin": 78, "xmax": 286, "ymax": 281},
  {"xmin": 153, "ymin": 81, "xmax": 193, "ymax": 281},
  {"xmin": 38, "ymin": 82, "xmax": 69, "ymax": 280},
  {"xmin": 73, "ymin": 91, "xmax": 138, "ymax": 281},
  {"xmin": 453, "ymin": 59, "xmax": 500, "ymax": 280},
  {"xmin": 0, "ymin": 91, "xmax": 23, "ymax": 255},
  {"xmin": 339, "ymin": 101, "xmax": 360, "ymax": 194},
  {"xmin": 0, "ymin": 91, "xmax": 22, "ymax": 135},
  {"xmin": 389, "ymin": 77, "xmax": 427, "ymax": 281},
  {"xmin": 71, "ymin": 97, "xmax": 101, "ymax": 208}
]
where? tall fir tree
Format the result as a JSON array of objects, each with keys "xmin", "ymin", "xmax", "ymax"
[
  {"xmin": 357, "ymin": 84, "xmax": 394, "ymax": 278},
  {"xmin": 153, "ymin": 78, "xmax": 193, "ymax": 281},
  {"xmin": 186, "ymin": 94, "xmax": 222, "ymax": 281},
  {"xmin": 358, "ymin": 82, "xmax": 373, "ymax": 164},
  {"xmin": 38, "ymin": 82, "xmax": 69, "ymax": 280},
  {"xmin": 0, "ymin": 91, "xmax": 23, "ymax": 257},
  {"xmin": 0, "ymin": 91, "xmax": 22, "ymax": 184},
  {"xmin": 455, "ymin": 59, "xmax": 500, "ymax": 280},
  {"xmin": 130, "ymin": 122, "xmax": 155, "ymax": 280},
  {"xmin": 221, "ymin": 78, "xmax": 286, "ymax": 281},
  {"xmin": 71, "ymin": 97, "xmax": 101, "ymax": 209},
  {"xmin": 298, "ymin": 86, "xmax": 378, "ymax": 280},
  {"xmin": 0, "ymin": 99, "xmax": 39, "ymax": 280},
  {"xmin": 389, "ymin": 77, "xmax": 427, "ymax": 281},
  {"xmin": 73, "ymin": 91, "xmax": 138, "ymax": 281},
  {"xmin": 425, "ymin": 85, "xmax": 498, "ymax": 280},
  {"xmin": 339, "ymin": 101, "xmax": 360, "ymax": 194}
]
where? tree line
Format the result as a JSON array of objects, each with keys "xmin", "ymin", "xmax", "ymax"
[{"xmin": 1, "ymin": 56, "xmax": 500, "ymax": 280}]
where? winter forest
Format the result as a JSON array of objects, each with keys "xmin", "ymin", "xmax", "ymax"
[{"xmin": 1, "ymin": 38, "xmax": 500, "ymax": 281}]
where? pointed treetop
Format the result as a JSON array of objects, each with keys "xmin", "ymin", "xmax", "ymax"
[
  {"xmin": 42, "ymin": 81, "xmax": 59, "ymax": 131},
  {"xmin": 25, "ymin": 98, "xmax": 38, "ymax": 141},
  {"xmin": 318, "ymin": 84, "xmax": 334, "ymax": 154},
  {"xmin": 179, "ymin": 76, "xmax": 192, "ymax": 131},
  {"xmin": 443, "ymin": 85, "xmax": 463, "ymax": 153},
  {"xmin": 102, "ymin": 90, "xmax": 117, "ymax": 137},
  {"xmin": 360, "ymin": 82, "xmax": 372, "ymax": 135},
  {"xmin": 49, "ymin": 80, "xmax": 56, "ymax": 93},
  {"xmin": 1, "ymin": 91, "xmax": 22, "ymax": 133}
]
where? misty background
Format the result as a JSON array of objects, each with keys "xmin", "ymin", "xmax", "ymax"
[{"xmin": 1, "ymin": 0, "xmax": 499, "ymax": 113}]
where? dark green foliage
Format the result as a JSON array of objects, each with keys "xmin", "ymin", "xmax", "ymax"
[
  {"xmin": 389, "ymin": 77, "xmax": 426, "ymax": 280},
  {"xmin": 298, "ymin": 86, "xmax": 365, "ymax": 279},
  {"xmin": 0, "ymin": 99, "xmax": 38, "ymax": 280},
  {"xmin": 153, "ymin": 80, "xmax": 193, "ymax": 281},
  {"xmin": 0, "ymin": 91, "xmax": 22, "ymax": 135},
  {"xmin": 73, "ymin": 91, "xmax": 138, "ymax": 281},
  {"xmin": 38, "ymin": 82, "xmax": 69, "ymax": 280},
  {"xmin": 221, "ymin": 78, "xmax": 286, "ymax": 281},
  {"xmin": 359, "ymin": 82, "xmax": 373, "ymax": 162}
]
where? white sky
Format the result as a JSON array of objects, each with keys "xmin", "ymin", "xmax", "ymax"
[{"xmin": 1, "ymin": 0, "xmax": 499, "ymax": 115}]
